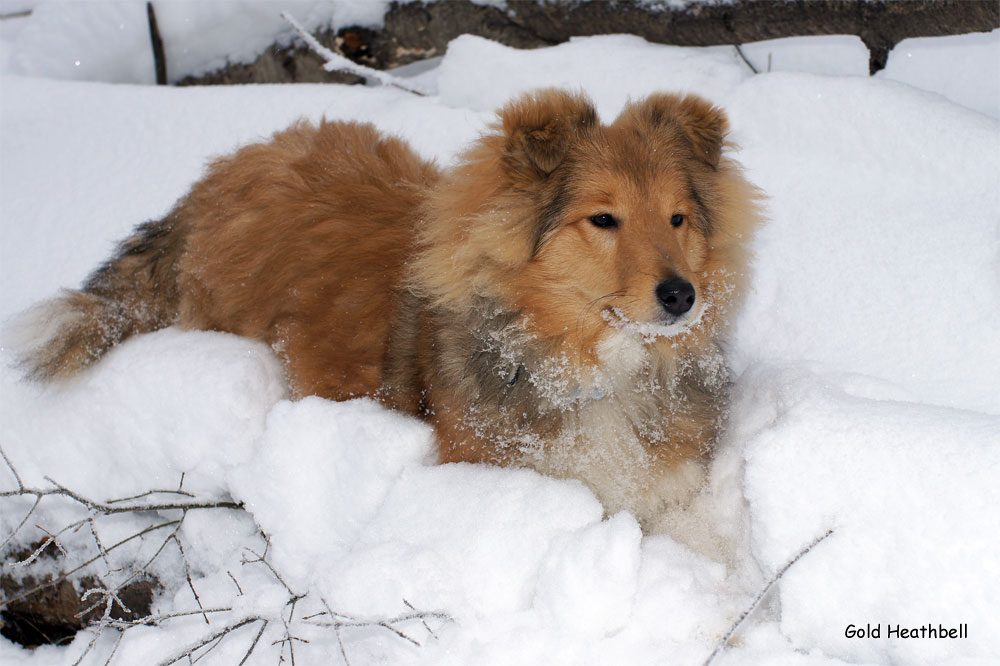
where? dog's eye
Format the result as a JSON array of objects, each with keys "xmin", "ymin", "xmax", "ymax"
[
  {"xmin": 589, "ymin": 214, "xmax": 618, "ymax": 229},
  {"xmin": 671, "ymin": 214, "xmax": 685, "ymax": 228}
]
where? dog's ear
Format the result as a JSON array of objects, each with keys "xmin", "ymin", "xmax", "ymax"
[
  {"xmin": 624, "ymin": 93, "xmax": 729, "ymax": 169},
  {"xmin": 499, "ymin": 89, "xmax": 596, "ymax": 180}
]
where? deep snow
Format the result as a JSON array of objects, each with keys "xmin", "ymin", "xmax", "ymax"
[{"xmin": 2, "ymin": 12, "xmax": 999, "ymax": 666}]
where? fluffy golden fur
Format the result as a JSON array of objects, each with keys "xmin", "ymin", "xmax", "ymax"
[{"xmin": 18, "ymin": 89, "xmax": 763, "ymax": 531}]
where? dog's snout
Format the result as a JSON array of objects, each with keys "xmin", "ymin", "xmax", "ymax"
[{"xmin": 655, "ymin": 278, "xmax": 695, "ymax": 317}]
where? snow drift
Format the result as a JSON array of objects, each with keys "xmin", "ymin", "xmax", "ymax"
[{"xmin": 2, "ymin": 25, "xmax": 999, "ymax": 666}]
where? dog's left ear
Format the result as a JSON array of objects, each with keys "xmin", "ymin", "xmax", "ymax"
[
  {"xmin": 499, "ymin": 89, "xmax": 597, "ymax": 181},
  {"xmin": 624, "ymin": 94, "xmax": 729, "ymax": 169}
]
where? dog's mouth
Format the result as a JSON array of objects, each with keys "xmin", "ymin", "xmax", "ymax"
[{"xmin": 600, "ymin": 302, "xmax": 706, "ymax": 342}]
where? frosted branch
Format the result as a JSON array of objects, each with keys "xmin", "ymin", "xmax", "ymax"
[
  {"xmin": 1, "ymin": 455, "xmax": 451, "ymax": 665},
  {"xmin": 702, "ymin": 528, "xmax": 835, "ymax": 666},
  {"xmin": 280, "ymin": 11, "xmax": 431, "ymax": 96}
]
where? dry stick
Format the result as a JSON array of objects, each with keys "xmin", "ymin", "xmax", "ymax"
[
  {"xmin": 70, "ymin": 513, "xmax": 186, "ymax": 621},
  {"xmin": 0, "ymin": 494, "xmax": 42, "ymax": 550},
  {"xmin": 0, "ymin": 442, "xmax": 25, "ymax": 490},
  {"xmin": 153, "ymin": 617, "xmax": 261, "ymax": 666},
  {"xmin": 237, "ymin": 620, "xmax": 269, "ymax": 666},
  {"xmin": 279, "ymin": 11, "xmax": 430, "ymax": 96},
  {"xmin": 0, "ymin": 477, "xmax": 243, "ymax": 513},
  {"xmin": 241, "ymin": 543, "xmax": 299, "ymax": 599},
  {"xmin": 733, "ymin": 44, "xmax": 758, "ymax": 74},
  {"xmin": 701, "ymin": 529, "xmax": 835, "ymax": 666},
  {"xmin": 107, "ymin": 488, "xmax": 195, "ymax": 503},
  {"xmin": 70, "ymin": 628, "xmax": 103, "ymax": 666},
  {"xmin": 173, "ymin": 534, "xmax": 209, "ymax": 624},
  {"xmin": 36, "ymin": 522, "xmax": 71, "ymax": 558},
  {"xmin": 101, "ymin": 630, "xmax": 125, "ymax": 666},
  {"xmin": 189, "ymin": 632, "xmax": 227, "ymax": 664},
  {"xmin": 146, "ymin": 1, "xmax": 167, "ymax": 84},
  {"xmin": 227, "ymin": 570, "xmax": 245, "ymax": 596},
  {"xmin": 2, "ymin": 519, "xmax": 181, "ymax": 607},
  {"xmin": 72, "ymin": 586, "xmax": 119, "ymax": 666},
  {"xmin": 9, "ymin": 517, "xmax": 88, "ymax": 567},
  {"xmin": 106, "ymin": 607, "xmax": 233, "ymax": 629}
]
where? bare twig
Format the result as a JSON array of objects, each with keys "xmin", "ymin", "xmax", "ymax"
[
  {"xmin": 2, "ymin": 457, "xmax": 451, "ymax": 666},
  {"xmin": 105, "ymin": 607, "xmax": 233, "ymax": 628},
  {"xmin": 305, "ymin": 600, "xmax": 452, "ymax": 655},
  {"xmin": 733, "ymin": 44, "xmax": 758, "ymax": 74},
  {"xmin": 702, "ymin": 529, "xmax": 835, "ymax": 666},
  {"xmin": 227, "ymin": 569, "xmax": 245, "ymax": 596},
  {"xmin": 237, "ymin": 620, "xmax": 269, "ymax": 666},
  {"xmin": 173, "ymin": 535, "xmax": 209, "ymax": 624},
  {"xmin": 0, "ymin": 476, "xmax": 242, "ymax": 513},
  {"xmin": 146, "ymin": 2, "xmax": 167, "ymax": 84},
  {"xmin": 0, "ymin": 494, "xmax": 42, "ymax": 550},
  {"xmin": 0, "ymin": 442, "xmax": 24, "ymax": 490},
  {"xmin": 101, "ymin": 629, "xmax": 125, "ymax": 666},
  {"xmin": 3, "ymin": 518, "xmax": 180, "ymax": 607},
  {"xmin": 280, "ymin": 11, "xmax": 430, "ymax": 96},
  {"xmin": 107, "ymin": 488, "xmax": 195, "ymax": 503},
  {"xmin": 70, "ymin": 628, "xmax": 103, "ymax": 666},
  {"xmin": 241, "ymin": 541, "xmax": 299, "ymax": 598},
  {"xmin": 153, "ymin": 617, "xmax": 261, "ymax": 666},
  {"xmin": 405, "ymin": 598, "xmax": 436, "ymax": 638}
]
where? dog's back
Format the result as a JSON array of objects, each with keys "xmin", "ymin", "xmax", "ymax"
[{"xmin": 14, "ymin": 121, "xmax": 439, "ymax": 399}]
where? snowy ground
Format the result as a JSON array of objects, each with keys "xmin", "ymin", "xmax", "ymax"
[{"xmin": 1, "ymin": 6, "xmax": 999, "ymax": 666}]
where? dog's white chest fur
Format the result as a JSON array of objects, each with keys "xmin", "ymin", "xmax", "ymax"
[{"xmin": 521, "ymin": 329, "xmax": 707, "ymax": 527}]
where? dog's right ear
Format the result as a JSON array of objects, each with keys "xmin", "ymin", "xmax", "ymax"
[{"xmin": 499, "ymin": 89, "xmax": 596, "ymax": 182}]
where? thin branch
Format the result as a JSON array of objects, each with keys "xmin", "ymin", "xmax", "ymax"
[
  {"xmin": 0, "ymin": 442, "xmax": 24, "ymax": 490},
  {"xmin": 0, "ymin": 480, "xmax": 242, "ymax": 513},
  {"xmin": 2, "ymin": 462, "xmax": 452, "ymax": 666},
  {"xmin": 0, "ymin": 494, "xmax": 42, "ymax": 550},
  {"xmin": 227, "ymin": 570, "xmax": 244, "ymax": 596},
  {"xmin": 174, "ymin": 535, "xmax": 209, "ymax": 624},
  {"xmin": 105, "ymin": 607, "xmax": 233, "ymax": 629},
  {"xmin": 101, "ymin": 630, "xmax": 125, "ymax": 666},
  {"xmin": 107, "ymin": 488, "xmax": 195, "ymax": 504},
  {"xmin": 733, "ymin": 44, "xmax": 758, "ymax": 74},
  {"xmin": 70, "ymin": 628, "xmax": 103, "ymax": 666},
  {"xmin": 189, "ymin": 632, "xmax": 226, "ymax": 664},
  {"xmin": 280, "ymin": 11, "xmax": 430, "ymax": 96},
  {"xmin": 2, "ymin": 519, "xmax": 181, "ymax": 607},
  {"xmin": 8, "ymin": 517, "xmax": 87, "ymax": 567},
  {"xmin": 237, "ymin": 620, "xmax": 268, "ymax": 666},
  {"xmin": 153, "ymin": 617, "xmax": 261, "ymax": 666},
  {"xmin": 146, "ymin": 1, "xmax": 167, "ymax": 84},
  {"xmin": 404, "ymin": 599, "xmax": 435, "ymax": 638},
  {"xmin": 702, "ymin": 529, "xmax": 835, "ymax": 666},
  {"xmin": 88, "ymin": 517, "xmax": 113, "ymax": 571},
  {"xmin": 241, "ymin": 544, "xmax": 299, "ymax": 599}
]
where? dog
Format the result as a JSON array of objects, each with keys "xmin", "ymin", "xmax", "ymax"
[{"xmin": 15, "ymin": 89, "xmax": 763, "ymax": 532}]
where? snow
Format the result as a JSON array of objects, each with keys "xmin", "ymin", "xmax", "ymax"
[
  {"xmin": 436, "ymin": 33, "xmax": 751, "ymax": 116},
  {"xmin": 735, "ymin": 365, "xmax": 1000, "ymax": 664},
  {"xmin": 2, "ymin": 1, "xmax": 388, "ymax": 84},
  {"xmin": 2, "ymin": 11, "xmax": 1000, "ymax": 666},
  {"xmin": 880, "ymin": 30, "xmax": 1000, "ymax": 119}
]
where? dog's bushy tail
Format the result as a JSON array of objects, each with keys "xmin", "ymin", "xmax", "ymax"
[{"xmin": 9, "ymin": 212, "xmax": 189, "ymax": 380}]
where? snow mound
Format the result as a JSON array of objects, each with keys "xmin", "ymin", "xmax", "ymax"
[
  {"xmin": 737, "ymin": 364, "xmax": 1000, "ymax": 665},
  {"xmin": 2, "ymin": 26, "xmax": 999, "ymax": 666},
  {"xmin": 880, "ymin": 29, "xmax": 1000, "ymax": 119},
  {"xmin": 3, "ymin": 1, "xmax": 387, "ymax": 84},
  {"xmin": 436, "ymin": 33, "xmax": 750, "ymax": 117},
  {"xmin": 0, "ymin": 328, "xmax": 286, "ymax": 498},
  {"xmin": 726, "ymin": 72, "xmax": 1000, "ymax": 415}
]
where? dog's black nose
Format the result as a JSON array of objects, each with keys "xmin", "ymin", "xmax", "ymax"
[{"xmin": 656, "ymin": 278, "xmax": 695, "ymax": 317}]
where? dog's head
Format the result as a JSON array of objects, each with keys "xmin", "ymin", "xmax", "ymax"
[{"xmin": 416, "ymin": 89, "xmax": 763, "ymax": 362}]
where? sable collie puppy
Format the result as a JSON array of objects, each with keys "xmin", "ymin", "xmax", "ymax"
[{"xmin": 17, "ymin": 89, "xmax": 762, "ymax": 531}]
